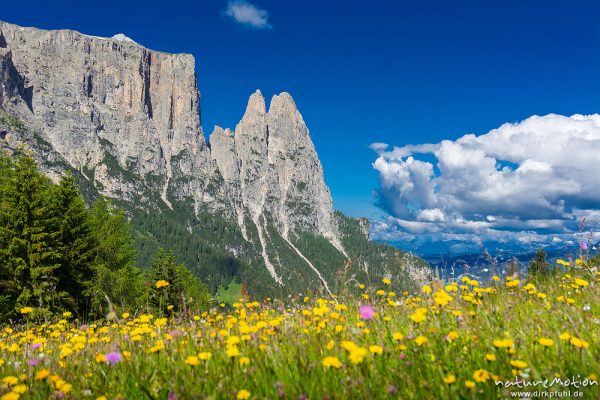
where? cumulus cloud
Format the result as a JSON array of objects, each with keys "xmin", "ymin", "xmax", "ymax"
[
  {"xmin": 371, "ymin": 114, "xmax": 600, "ymax": 253},
  {"xmin": 225, "ymin": 0, "xmax": 272, "ymax": 29}
]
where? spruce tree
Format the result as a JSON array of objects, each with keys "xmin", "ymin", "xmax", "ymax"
[
  {"xmin": 529, "ymin": 248, "xmax": 550, "ymax": 277},
  {"xmin": 87, "ymin": 197, "xmax": 145, "ymax": 315},
  {"xmin": 0, "ymin": 153, "xmax": 60, "ymax": 319},
  {"xmin": 50, "ymin": 172, "xmax": 96, "ymax": 315}
]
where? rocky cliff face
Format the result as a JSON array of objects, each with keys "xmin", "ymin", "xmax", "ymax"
[{"xmin": 0, "ymin": 21, "xmax": 429, "ymax": 294}]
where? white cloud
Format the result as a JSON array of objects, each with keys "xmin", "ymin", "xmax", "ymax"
[
  {"xmin": 371, "ymin": 114, "xmax": 600, "ymax": 252},
  {"xmin": 225, "ymin": 0, "xmax": 272, "ymax": 29}
]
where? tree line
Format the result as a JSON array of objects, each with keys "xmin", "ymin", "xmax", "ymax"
[{"xmin": 0, "ymin": 151, "xmax": 210, "ymax": 322}]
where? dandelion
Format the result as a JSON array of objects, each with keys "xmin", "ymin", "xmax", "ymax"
[
  {"xmin": 322, "ymin": 356, "xmax": 342, "ymax": 368},
  {"xmin": 185, "ymin": 356, "xmax": 199, "ymax": 366},
  {"xmin": 392, "ymin": 332, "xmax": 403, "ymax": 341},
  {"xmin": 369, "ymin": 345, "xmax": 383, "ymax": 355},
  {"xmin": 198, "ymin": 352, "xmax": 212, "ymax": 361},
  {"xmin": 105, "ymin": 352, "xmax": 122, "ymax": 365},
  {"xmin": 236, "ymin": 389, "xmax": 251, "ymax": 400},
  {"xmin": 422, "ymin": 285, "xmax": 432, "ymax": 295},
  {"xmin": 36, "ymin": 369, "xmax": 50, "ymax": 381},
  {"xmin": 20, "ymin": 307, "xmax": 33, "ymax": 314},
  {"xmin": 2, "ymin": 376, "xmax": 18, "ymax": 386},
  {"xmin": 473, "ymin": 369, "xmax": 490, "ymax": 382},
  {"xmin": 570, "ymin": 337, "xmax": 589, "ymax": 349},
  {"xmin": 239, "ymin": 357, "xmax": 250, "ymax": 366},
  {"xmin": 382, "ymin": 278, "xmax": 391, "ymax": 285},
  {"xmin": 155, "ymin": 280, "xmax": 170, "ymax": 288},
  {"xmin": 227, "ymin": 346, "xmax": 240, "ymax": 357},
  {"xmin": 414, "ymin": 335, "xmax": 428, "ymax": 346},
  {"xmin": 444, "ymin": 374, "xmax": 456, "ymax": 384},
  {"xmin": 493, "ymin": 338, "xmax": 513, "ymax": 348},
  {"xmin": 359, "ymin": 305, "xmax": 374, "ymax": 320},
  {"xmin": 538, "ymin": 338, "xmax": 554, "ymax": 347},
  {"xmin": 510, "ymin": 360, "xmax": 528, "ymax": 370},
  {"xmin": 485, "ymin": 354, "xmax": 496, "ymax": 362},
  {"xmin": 465, "ymin": 380, "xmax": 476, "ymax": 389}
]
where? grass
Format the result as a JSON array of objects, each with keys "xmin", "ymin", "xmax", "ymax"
[{"xmin": 0, "ymin": 263, "xmax": 598, "ymax": 399}]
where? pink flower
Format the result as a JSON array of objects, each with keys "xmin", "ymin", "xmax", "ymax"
[
  {"xmin": 28, "ymin": 358, "xmax": 40, "ymax": 366},
  {"xmin": 580, "ymin": 242, "xmax": 588, "ymax": 250},
  {"xmin": 359, "ymin": 305, "xmax": 375, "ymax": 320},
  {"xmin": 105, "ymin": 351, "xmax": 122, "ymax": 365},
  {"xmin": 30, "ymin": 343, "xmax": 42, "ymax": 350}
]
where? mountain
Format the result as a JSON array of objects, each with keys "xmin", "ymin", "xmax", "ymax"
[{"xmin": 0, "ymin": 21, "xmax": 431, "ymax": 298}]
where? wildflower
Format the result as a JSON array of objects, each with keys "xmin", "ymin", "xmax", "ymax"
[
  {"xmin": 510, "ymin": 360, "xmax": 528, "ymax": 370},
  {"xmin": 506, "ymin": 280, "xmax": 520, "ymax": 288},
  {"xmin": 570, "ymin": 337, "xmax": 589, "ymax": 349},
  {"xmin": 473, "ymin": 369, "xmax": 490, "ymax": 382},
  {"xmin": 198, "ymin": 352, "xmax": 212, "ymax": 361},
  {"xmin": 1, "ymin": 393, "xmax": 20, "ymax": 400},
  {"xmin": 382, "ymin": 278, "xmax": 391, "ymax": 285},
  {"xmin": 12, "ymin": 385, "xmax": 27, "ymax": 394},
  {"xmin": 20, "ymin": 307, "xmax": 33, "ymax": 314},
  {"xmin": 574, "ymin": 278, "xmax": 589, "ymax": 287},
  {"xmin": 559, "ymin": 332, "xmax": 571, "ymax": 341},
  {"xmin": 580, "ymin": 242, "xmax": 588, "ymax": 250},
  {"xmin": 105, "ymin": 352, "xmax": 122, "ymax": 365},
  {"xmin": 322, "ymin": 356, "xmax": 342, "ymax": 368},
  {"xmin": 392, "ymin": 332, "xmax": 403, "ymax": 341},
  {"xmin": 237, "ymin": 389, "xmax": 251, "ymax": 400},
  {"xmin": 359, "ymin": 305, "xmax": 374, "ymax": 320},
  {"xmin": 465, "ymin": 380, "xmax": 476, "ymax": 389},
  {"xmin": 185, "ymin": 356, "xmax": 199, "ymax": 366},
  {"xmin": 28, "ymin": 358, "xmax": 40, "ymax": 367},
  {"xmin": 359, "ymin": 283, "xmax": 365, "ymax": 289},
  {"xmin": 369, "ymin": 345, "xmax": 383, "ymax": 355},
  {"xmin": 36, "ymin": 369, "xmax": 50, "ymax": 381},
  {"xmin": 235, "ymin": 356, "xmax": 249, "ymax": 366},
  {"xmin": 444, "ymin": 374, "xmax": 456, "ymax": 384},
  {"xmin": 95, "ymin": 353, "xmax": 106, "ymax": 363},
  {"xmin": 227, "ymin": 346, "xmax": 240, "ymax": 357},
  {"xmin": 410, "ymin": 308, "xmax": 427, "ymax": 323},
  {"xmin": 538, "ymin": 338, "xmax": 554, "ymax": 347},
  {"xmin": 376, "ymin": 289, "xmax": 386, "ymax": 296},
  {"xmin": 2, "ymin": 376, "xmax": 18, "ymax": 386},
  {"xmin": 493, "ymin": 338, "xmax": 513, "ymax": 348},
  {"xmin": 447, "ymin": 331, "xmax": 459, "ymax": 341},
  {"xmin": 349, "ymin": 347, "xmax": 369, "ymax": 364},
  {"xmin": 155, "ymin": 280, "xmax": 170, "ymax": 288},
  {"xmin": 492, "ymin": 275, "xmax": 500, "ymax": 281},
  {"xmin": 485, "ymin": 354, "xmax": 496, "ymax": 362},
  {"xmin": 415, "ymin": 335, "xmax": 428, "ymax": 346},
  {"xmin": 122, "ymin": 312, "xmax": 130, "ymax": 319}
]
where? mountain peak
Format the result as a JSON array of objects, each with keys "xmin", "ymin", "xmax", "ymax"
[{"xmin": 111, "ymin": 33, "xmax": 136, "ymax": 44}]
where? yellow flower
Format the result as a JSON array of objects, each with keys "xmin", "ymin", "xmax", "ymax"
[
  {"xmin": 493, "ymin": 338, "xmax": 513, "ymax": 348},
  {"xmin": 349, "ymin": 347, "xmax": 369, "ymax": 364},
  {"xmin": 491, "ymin": 275, "xmax": 501, "ymax": 281},
  {"xmin": 447, "ymin": 331, "xmax": 459, "ymax": 341},
  {"xmin": 376, "ymin": 289, "xmax": 386, "ymax": 296},
  {"xmin": 444, "ymin": 374, "xmax": 456, "ymax": 384},
  {"xmin": 369, "ymin": 345, "xmax": 383, "ymax": 355},
  {"xmin": 510, "ymin": 360, "xmax": 528, "ymax": 370},
  {"xmin": 359, "ymin": 284, "xmax": 365, "ymax": 290},
  {"xmin": 485, "ymin": 354, "xmax": 496, "ymax": 362},
  {"xmin": 237, "ymin": 389, "xmax": 251, "ymax": 400},
  {"xmin": 185, "ymin": 356, "xmax": 200, "ymax": 366},
  {"xmin": 198, "ymin": 352, "xmax": 212, "ymax": 361},
  {"xmin": 415, "ymin": 335, "xmax": 428, "ymax": 346},
  {"xmin": 96, "ymin": 397, "xmax": 108, "ymax": 400},
  {"xmin": 239, "ymin": 357, "xmax": 250, "ymax": 366},
  {"xmin": 410, "ymin": 308, "xmax": 427, "ymax": 323},
  {"xmin": 322, "ymin": 356, "xmax": 342, "ymax": 368},
  {"xmin": 62, "ymin": 311, "xmax": 72, "ymax": 318},
  {"xmin": 506, "ymin": 279, "xmax": 520, "ymax": 288},
  {"xmin": 2, "ymin": 376, "xmax": 18, "ymax": 386},
  {"xmin": 559, "ymin": 332, "xmax": 571, "ymax": 341},
  {"xmin": 122, "ymin": 312, "xmax": 130, "ymax": 319},
  {"xmin": 473, "ymin": 369, "xmax": 490, "ymax": 383},
  {"xmin": 538, "ymin": 338, "xmax": 554, "ymax": 347},
  {"xmin": 422, "ymin": 285, "xmax": 432, "ymax": 295},
  {"xmin": 465, "ymin": 380, "xmax": 476, "ymax": 389},
  {"xmin": 227, "ymin": 346, "xmax": 240, "ymax": 357},
  {"xmin": 392, "ymin": 332, "xmax": 403, "ymax": 341},
  {"xmin": 570, "ymin": 337, "xmax": 589, "ymax": 349},
  {"xmin": 95, "ymin": 353, "xmax": 106, "ymax": 363},
  {"xmin": 167, "ymin": 305, "xmax": 174, "ymax": 311},
  {"xmin": 35, "ymin": 369, "xmax": 50, "ymax": 381},
  {"xmin": 20, "ymin": 307, "xmax": 33, "ymax": 314},
  {"xmin": 574, "ymin": 278, "xmax": 589, "ymax": 287},
  {"xmin": 155, "ymin": 280, "xmax": 169, "ymax": 288},
  {"xmin": 382, "ymin": 278, "xmax": 391, "ymax": 285},
  {"xmin": 1, "ymin": 393, "xmax": 20, "ymax": 400}
]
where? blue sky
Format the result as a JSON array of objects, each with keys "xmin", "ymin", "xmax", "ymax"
[{"xmin": 2, "ymin": 0, "xmax": 600, "ymax": 253}]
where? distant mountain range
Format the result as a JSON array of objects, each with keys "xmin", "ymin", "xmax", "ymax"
[{"xmin": 0, "ymin": 20, "xmax": 431, "ymax": 297}]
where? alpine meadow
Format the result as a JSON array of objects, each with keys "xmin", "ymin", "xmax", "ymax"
[{"xmin": 0, "ymin": 1, "xmax": 599, "ymax": 399}]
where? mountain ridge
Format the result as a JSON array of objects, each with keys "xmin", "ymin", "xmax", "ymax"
[{"xmin": 0, "ymin": 20, "xmax": 431, "ymax": 297}]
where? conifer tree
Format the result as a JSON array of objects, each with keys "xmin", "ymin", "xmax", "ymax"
[
  {"xmin": 50, "ymin": 172, "xmax": 96, "ymax": 315},
  {"xmin": 0, "ymin": 153, "xmax": 60, "ymax": 319},
  {"xmin": 529, "ymin": 248, "xmax": 550, "ymax": 277}
]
